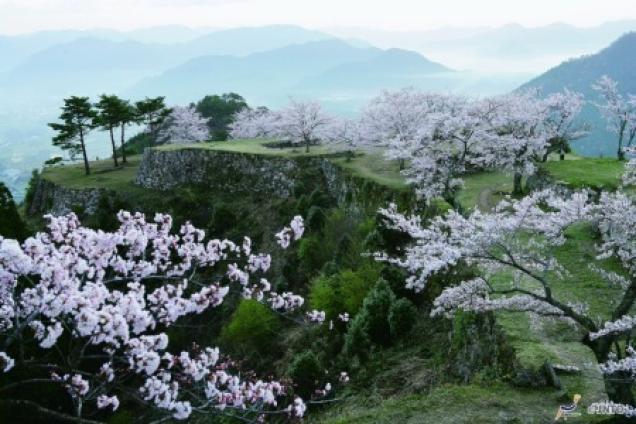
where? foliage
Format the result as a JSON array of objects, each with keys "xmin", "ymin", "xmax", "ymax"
[
  {"xmin": 388, "ymin": 298, "xmax": 417, "ymax": 339},
  {"xmin": 221, "ymin": 299, "xmax": 280, "ymax": 358},
  {"xmin": 287, "ymin": 350, "xmax": 322, "ymax": 398},
  {"xmin": 195, "ymin": 93, "xmax": 248, "ymax": 141},
  {"xmin": 48, "ymin": 96, "xmax": 97, "ymax": 175},
  {"xmin": 0, "ymin": 212, "xmax": 311, "ymax": 421},
  {"xmin": 0, "ymin": 182, "xmax": 27, "ymax": 240}
]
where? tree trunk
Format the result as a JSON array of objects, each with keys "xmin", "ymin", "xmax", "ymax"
[
  {"xmin": 109, "ymin": 126, "xmax": 119, "ymax": 167},
  {"xmin": 586, "ymin": 337, "xmax": 636, "ymax": 405},
  {"xmin": 120, "ymin": 124, "xmax": 127, "ymax": 164},
  {"xmin": 618, "ymin": 147, "xmax": 625, "ymax": 161},
  {"xmin": 618, "ymin": 126, "xmax": 626, "ymax": 161},
  {"xmin": 399, "ymin": 159, "xmax": 405, "ymax": 171},
  {"xmin": 559, "ymin": 146, "xmax": 565, "ymax": 161},
  {"xmin": 512, "ymin": 173, "xmax": 523, "ymax": 196},
  {"xmin": 542, "ymin": 151, "xmax": 549, "ymax": 162},
  {"xmin": 305, "ymin": 139, "xmax": 310, "ymax": 153},
  {"xmin": 79, "ymin": 125, "xmax": 90, "ymax": 176}
]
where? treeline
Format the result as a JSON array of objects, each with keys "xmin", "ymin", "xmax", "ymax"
[{"xmin": 48, "ymin": 92, "xmax": 249, "ymax": 175}]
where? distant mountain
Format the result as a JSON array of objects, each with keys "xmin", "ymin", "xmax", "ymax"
[
  {"xmin": 0, "ymin": 38, "xmax": 178, "ymax": 101},
  {"xmin": 327, "ymin": 20, "xmax": 636, "ymax": 73},
  {"xmin": 128, "ymin": 40, "xmax": 454, "ymax": 106},
  {"xmin": 175, "ymin": 25, "xmax": 331, "ymax": 58},
  {"xmin": 0, "ymin": 25, "xmax": 336, "ymax": 104},
  {"xmin": 0, "ymin": 25, "xmax": 330, "ymax": 73},
  {"xmin": 521, "ymin": 32, "xmax": 636, "ymax": 157},
  {"xmin": 295, "ymin": 48, "xmax": 452, "ymax": 95}
]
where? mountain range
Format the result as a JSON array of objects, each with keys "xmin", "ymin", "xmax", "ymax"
[
  {"xmin": 522, "ymin": 32, "xmax": 636, "ymax": 157},
  {"xmin": 1, "ymin": 23, "xmax": 636, "ymax": 199}
]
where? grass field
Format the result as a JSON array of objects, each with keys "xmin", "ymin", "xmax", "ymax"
[
  {"xmin": 541, "ymin": 157, "xmax": 625, "ymax": 190},
  {"xmin": 314, "ymin": 382, "xmax": 606, "ymax": 423},
  {"xmin": 42, "ymin": 156, "xmax": 143, "ymax": 191},
  {"xmin": 156, "ymin": 138, "xmax": 340, "ymax": 157}
]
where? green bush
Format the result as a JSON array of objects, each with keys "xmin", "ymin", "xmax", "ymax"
[
  {"xmin": 388, "ymin": 298, "xmax": 417, "ymax": 339},
  {"xmin": 298, "ymin": 236, "xmax": 330, "ymax": 276},
  {"xmin": 343, "ymin": 312, "xmax": 371, "ymax": 361},
  {"xmin": 221, "ymin": 300, "xmax": 279, "ymax": 357},
  {"xmin": 23, "ymin": 169, "xmax": 40, "ymax": 211},
  {"xmin": 308, "ymin": 266, "xmax": 380, "ymax": 320},
  {"xmin": 359, "ymin": 278, "xmax": 395, "ymax": 347},
  {"xmin": 306, "ymin": 206, "xmax": 326, "ymax": 231},
  {"xmin": 0, "ymin": 182, "xmax": 27, "ymax": 240},
  {"xmin": 287, "ymin": 350, "xmax": 322, "ymax": 397},
  {"xmin": 342, "ymin": 279, "xmax": 418, "ymax": 360}
]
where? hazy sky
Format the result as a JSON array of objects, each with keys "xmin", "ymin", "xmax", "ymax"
[{"xmin": 1, "ymin": 0, "xmax": 635, "ymax": 34}]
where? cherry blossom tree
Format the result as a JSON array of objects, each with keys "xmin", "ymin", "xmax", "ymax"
[
  {"xmin": 275, "ymin": 99, "xmax": 332, "ymax": 153},
  {"xmin": 377, "ymin": 169, "xmax": 636, "ymax": 406},
  {"xmin": 593, "ymin": 75, "xmax": 636, "ymax": 160},
  {"xmin": 541, "ymin": 89, "xmax": 589, "ymax": 161},
  {"xmin": 0, "ymin": 211, "xmax": 341, "ymax": 422},
  {"xmin": 485, "ymin": 91, "xmax": 548, "ymax": 195},
  {"xmin": 358, "ymin": 88, "xmax": 443, "ymax": 170},
  {"xmin": 156, "ymin": 106, "xmax": 210, "ymax": 144},
  {"xmin": 229, "ymin": 107, "xmax": 279, "ymax": 140},
  {"xmin": 402, "ymin": 96, "xmax": 499, "ymax": 210}
]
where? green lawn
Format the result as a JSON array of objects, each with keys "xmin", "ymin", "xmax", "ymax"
[
  {"xmin": 42, "ymin": 156, "xmax": 143, "ymax": 191},
  {"xmin": 314, "ymin": 382, "xmax": 605, "ymax": 423},
  {"xmin": 156, "ymin": 138, "xmax": 339, "ymax": 157},
  {"xmin": 330, "ymin": 152, "xmax": 408, "ymax": 191},
  {"xmin": 541, "ymin": 158, "xmax": 625, "ymax": 190}
]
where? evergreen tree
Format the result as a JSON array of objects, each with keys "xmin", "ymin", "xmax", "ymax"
[
  {"xmin": 49, "ymin": 96, "xmax": 97, "ymax": 175},
  {"xmin": 118, "ymin": 99, "xmax": 137, "ymax": 163},
  {"xmin": 135, "ymin": 97, "xmax": 171, "ymax": 143},
  {"xmin": 195, "ymin": 93, "xmax": 248, "ymax": 140},
  {"xmin": 0, "ymin": 182, "xmax": 27, "ymax": 241},
  {"xmin": 94, "ymin": 94, "xmax": 126, "ymax": 167}
]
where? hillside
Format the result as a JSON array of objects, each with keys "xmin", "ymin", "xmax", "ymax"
[
  {"xmin": 521, "ymin": 32, "xmax": 636, "ymax": 157},
  {"xmin": 24, "ymin": 140, "xmax": 630, "ymax": 423}
]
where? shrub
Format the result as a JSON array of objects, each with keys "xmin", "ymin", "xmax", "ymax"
[
  {"xmin": 343, "ymin": 312, "xmax": 371, "ymax": 361},
  {"xmin": 306, "ymin": 206, "xmax": 326, "ymax": 231},
  {"xmin": 23, "ymin": 169, "xmax": 40, "ymax": 211},
  {"xmin": 287, "ymin": 350, "xmax": 322, "ymax": 397},
  {"xmin": 309, "ymin": 275, "xmax": 341, "ymax": 319},
  {"xmin": 221, "ymin": 300, "xmax": 279, "ymax": 357},
  {"xmin": 359, "ymin": 278, "xmax": 395, "ymax": 347},
  {"xmin": 298, "ymin": 236, "xmax": 330, "ymax": 276},
  {"xmin": 0, "ymin": 182, "xmax": 27, "ymax": 240},
  {"xmin": 388, "ymin": 298, "xmax": 417, "ymax": 339}
]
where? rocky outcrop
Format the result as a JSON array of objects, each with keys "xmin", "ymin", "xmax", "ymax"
[
  {"xmin": 135, "ymin": 148, "xmax": 306, "ymax": 198},
  {"xmin": 28, "ymin": 178, "xmax": 103, "ymax": 216},
  {"xmin": 136, "ymin": 147, "xmax": 418, "ymax": 212}
]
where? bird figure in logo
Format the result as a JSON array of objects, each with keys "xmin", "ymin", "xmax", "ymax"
[{"xmin": 554, "ymin": 394, "xmax": 582, "ymax": 421}]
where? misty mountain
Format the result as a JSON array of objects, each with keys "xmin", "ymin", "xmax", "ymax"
[
  {"xmin": 127, "ymin": 40, "xmax": 440, "ymax": 105},
  {"xmin": 174, "ymin": 25, "xmax": 331, "ymax": 58},
  {"xmin": 294, "ymin": 48, "xmax": 452, "ymax": 96},
  {"xmin": 0, "ymin": 24, "xmax": 330, "ymax": 73},
  {"xmin": 521, "ymin": 32, "xmax": 636, "ymax": 157},
  {"xmin": 327, "ymin": 20, "xmax": 636, "ymax": 73},
  {"xmin": 0, "ymin": 38, "xmax": 179, "ymax": 102}
]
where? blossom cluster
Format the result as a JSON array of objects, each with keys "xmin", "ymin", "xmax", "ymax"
[{"xmin": 0, "ymin": 211, "xmax": 318, "ymax": 421}]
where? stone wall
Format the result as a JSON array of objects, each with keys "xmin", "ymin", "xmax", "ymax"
[
  {"xmin": 135, "ymin": 148, "xmax": 308, "ymax": 198},
  {"xmin": 30, "ymin": 148, "xmax": 419, "ymax": 217},
  {"xmin": 28, "ymin": 178, "xmax": 103, "ymax": 216},
  {"xmin": 136, "ymin": 147, "xmax": 418, "ymax": 211}
]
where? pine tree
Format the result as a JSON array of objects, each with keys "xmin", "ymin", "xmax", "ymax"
[{"xmin": 49, "ymin": 96, "xmax": 97, "ymax": 175}]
